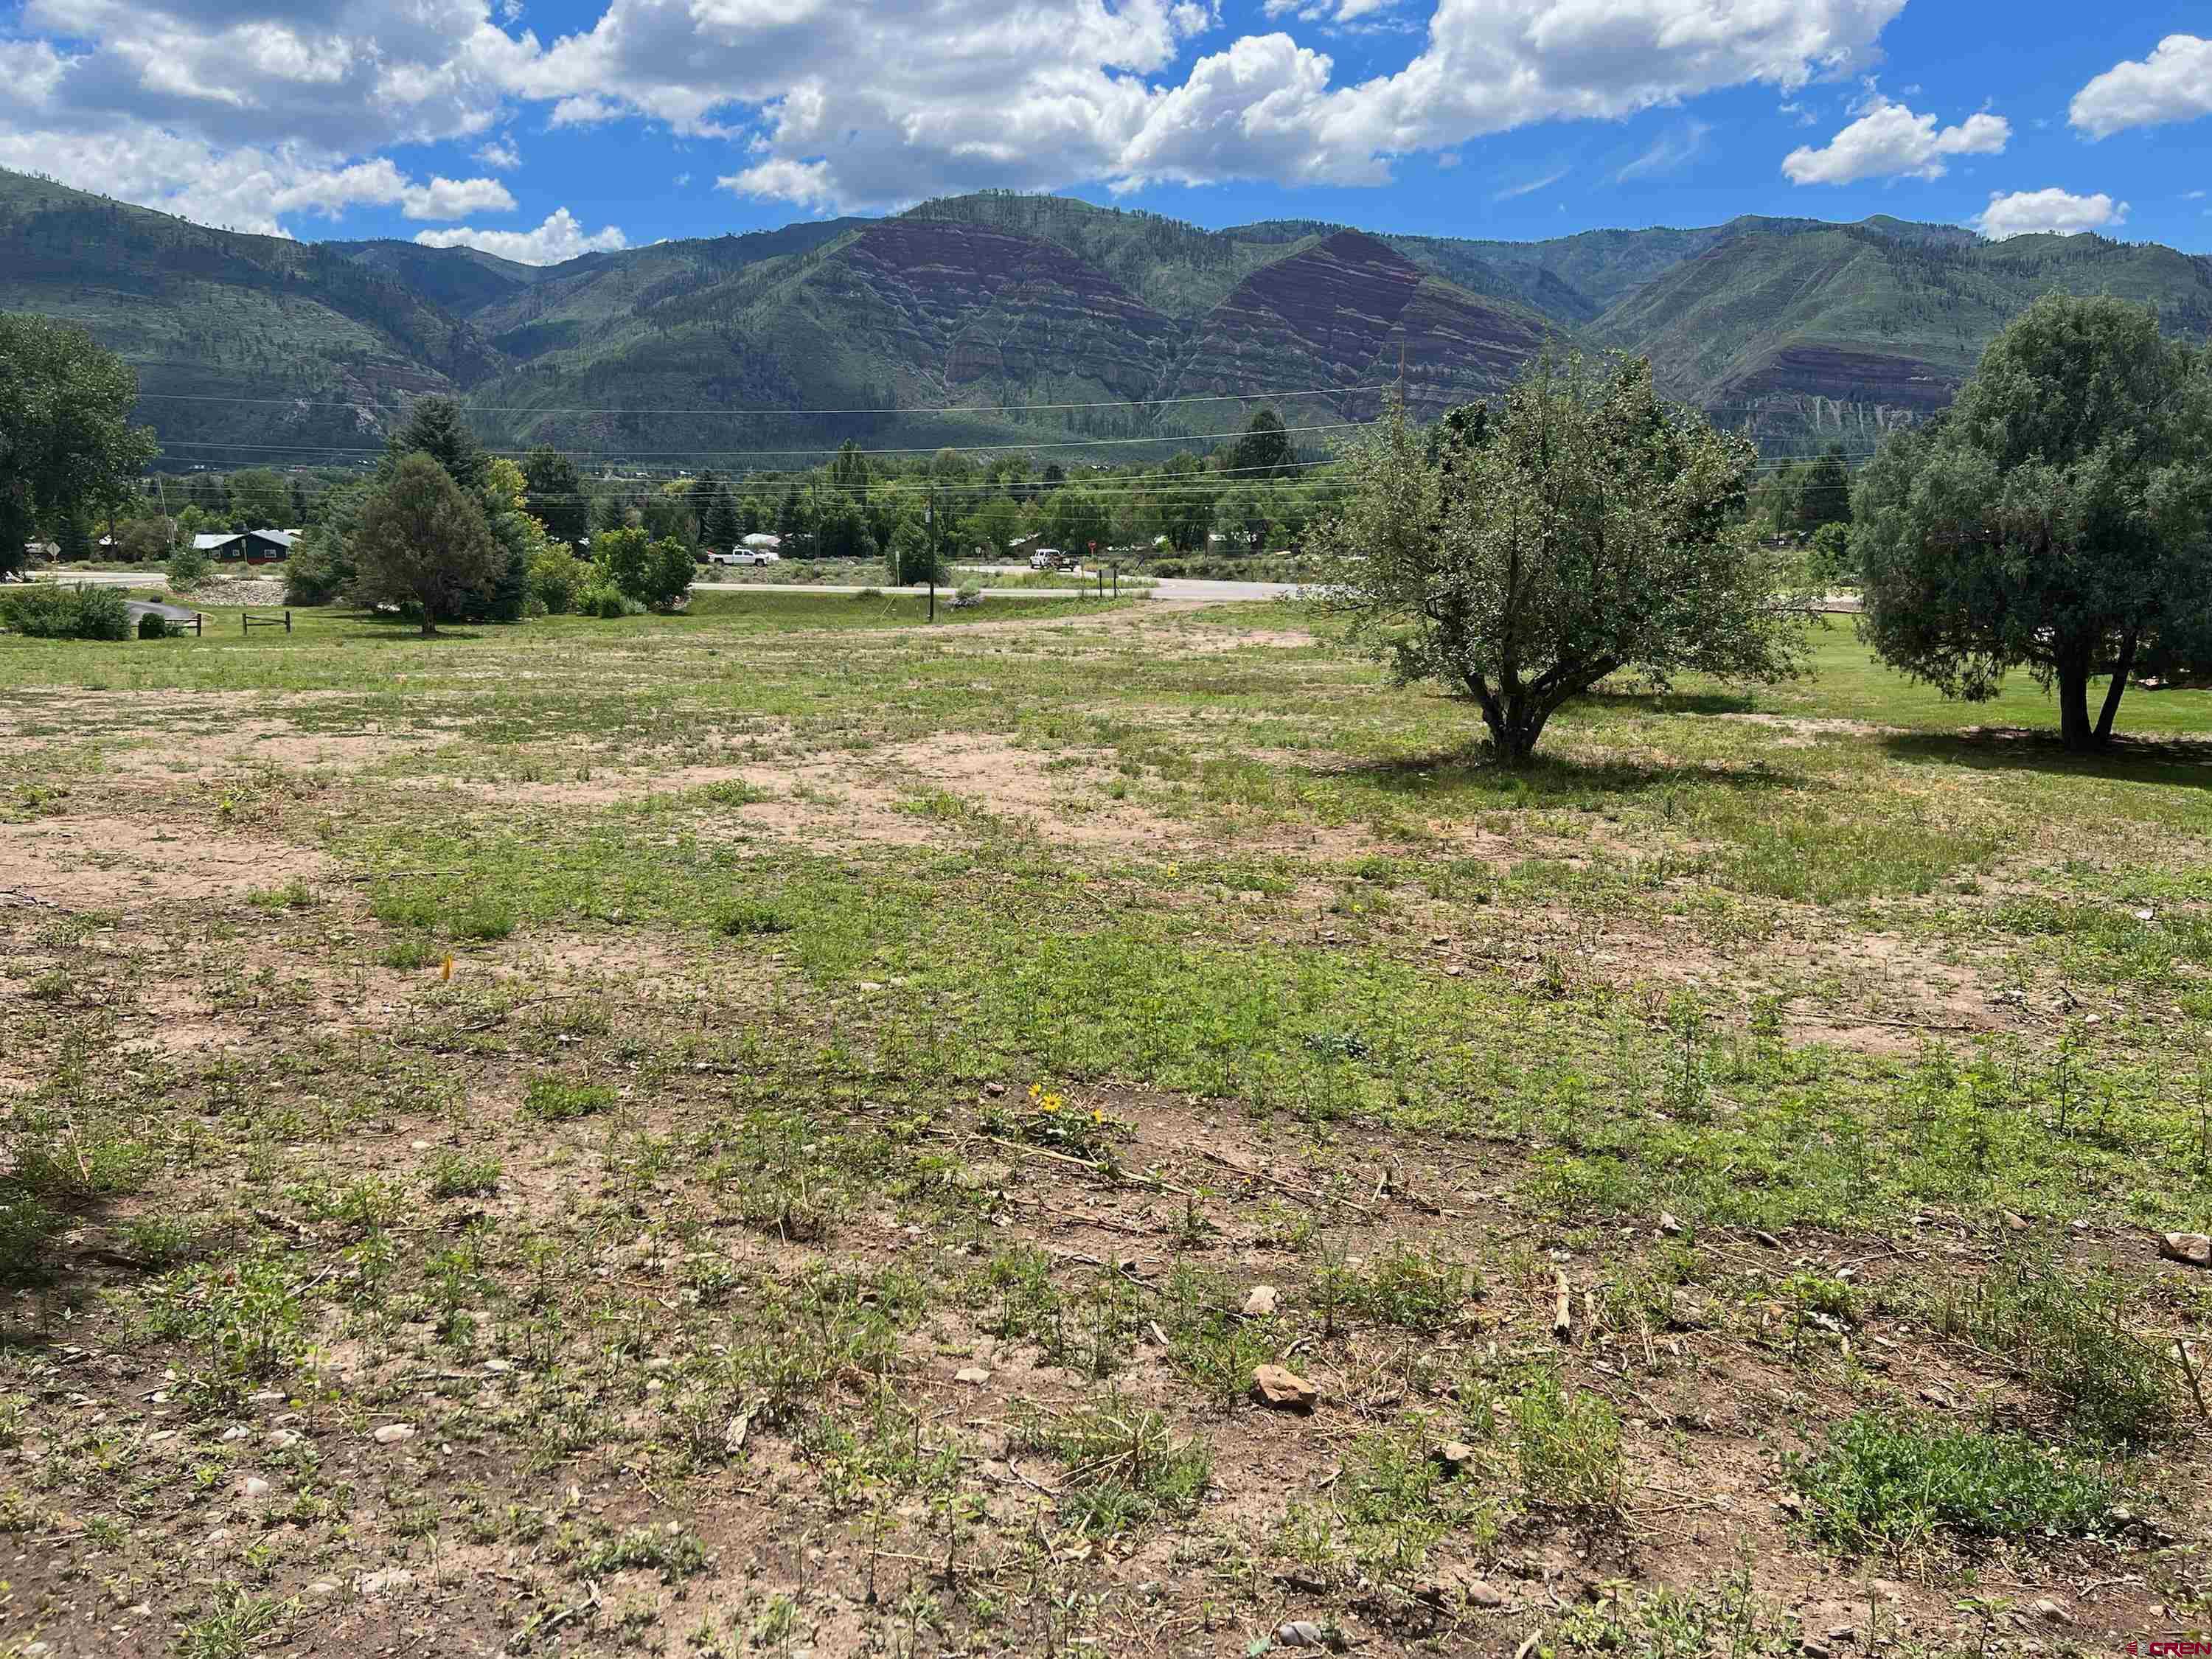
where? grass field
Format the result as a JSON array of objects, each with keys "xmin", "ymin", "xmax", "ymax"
[{"xmin": 2, "ymin": 593, "xmax": 2211, "ymax": 1658}]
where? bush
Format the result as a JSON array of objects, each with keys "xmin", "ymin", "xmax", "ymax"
[
  {"xmin": 527, "ymin": 549, "xmax": 592, "ymax": 614},
  {"xmin": 949, "ymin": 582, "xmax": 984, "ymax": 609},
  {"xmin": 164, "ymin": 543, "xmax": 213, "ymax": 591},
  {"xmin": 1808, "ymin": 521, "xmax": 1855, "ymax": 585},
  {"xmin": 0, "ymin": 584, "xmax": 131, "ymax": 640},
  {"xmin": 578, "ymin": 581, "xmax": 643, "ymax": 619},
  {"xmin": 137, "ymin": 612, "xmax": 168, "ymax": 639},
  {"xmin": 595, "ymin": 527, "xmax": 694, "ymax": 611},
  {"xmin": 1789, "ymin": 1413, "xmax": 2117, "ymax": 1554}
]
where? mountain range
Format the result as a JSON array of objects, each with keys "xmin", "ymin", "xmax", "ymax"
[{"xmin": 4, "ymin": 167, "xmax": 2210, "ymax": 468}]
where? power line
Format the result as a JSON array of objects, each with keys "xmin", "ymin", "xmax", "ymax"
[
  {"xmin": 130, "ymin": 383, "xmax": 1387, "ymax": 417},
  {"xmin": 142, "ymin": 420, "xmax": 1376, "ymax": 462}
]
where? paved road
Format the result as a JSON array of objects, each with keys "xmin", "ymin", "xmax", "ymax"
[
  {"xmin": 691, "ymin": 577, "xmax": 1309, "ymax": 601},
  {"xmin": 39, "ymin": 568, "xmax": 1310, "ymax": 603}
]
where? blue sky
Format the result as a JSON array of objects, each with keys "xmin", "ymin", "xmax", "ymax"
[{"xmin": 2, "ymin": 0, "xmax": 2207, "ymax": 260}]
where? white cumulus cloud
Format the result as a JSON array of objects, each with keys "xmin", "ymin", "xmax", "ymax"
[
  {"xmin": 1782, "ymin": 95, "xmax": 2007, "ymax": 184},
  {"xmin": 414, "ymin": 206, "xmax": 627, "ymax": 264},
  {"xmin": 1970, "ymin": 188, "xmax": 2129, "ymax": 240},
  {"xmin": 0, "ymin": 123, "xmax": 509, "ymax": 233},
  {"xmin": 2070, "ymin": 35, "xmax": 2212, "ymax": 139},
  {"xmin": 0, "ymin": 0, "xmax": 1918, "ymax": 221}
]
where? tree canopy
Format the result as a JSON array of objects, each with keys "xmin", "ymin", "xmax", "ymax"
[
  {"xmin": 1309, "ymin": 356, "xmax": 1810, "ymax": 765},
  {"xmin": 1854, "ymin": 293, "xmax": 2212, "ymax": 751},
  {"xmin": 523, "ymin": 445, "xmax": 587, "ymax": 544},
  {"xmin": 0, "ymin": 314, "xmax": 156, "ymax": 577},
  {"xmin": 385, "ymin": 397, "xmax": 488, "ymax": 494},
  {"xmin": 352, "ymin": 451, "xmax": 503, "ymax": 636},
  {"xmin": 1228, "ymin": 408, "xmax": 1298, "ymax": 480}
]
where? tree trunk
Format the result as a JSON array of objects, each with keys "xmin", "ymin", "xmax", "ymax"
[
  {"xmin": 2095, "ymin": 631, "xmax": 2138, "ymax": 745},
  {"xmin": 420, "ymin": 612, "xmax": 439, "ymax": 638},
  {"xmin": 2055, "ymin": 662, "xmax": 2094, "ymax": 752}
]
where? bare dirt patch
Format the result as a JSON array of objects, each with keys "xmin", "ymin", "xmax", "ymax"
[{"xmin": 4, "ymin": 814, "xmax": 331, "ymax": 908}]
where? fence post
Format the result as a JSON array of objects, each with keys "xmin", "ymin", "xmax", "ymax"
[
  {"xmin": 194, "ymin": 613, "xmax": 202, "ymax": 638},
  {"xmin": 241, "ymin": 611, "xmax": 247, "ymax": 636},
  {"xmin": 284, "ymin": 610, "xmax": 291, "ymax": 634},
  {"xmin": 928, "ymin": 577, "xmax": 935, "ymax": 622}
]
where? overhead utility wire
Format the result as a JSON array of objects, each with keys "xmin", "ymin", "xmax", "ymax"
[{"xmin": 131, "ymin": 384, "xmax": 1388, "ymax": 417}]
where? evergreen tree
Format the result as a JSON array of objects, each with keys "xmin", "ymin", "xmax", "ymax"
[
  {"xmin": 384, "ymin": 397, "xmax": 487, "ymax": 493},
  {"xmin": 1228, "ymin": 408, "xmax": 1298, "ymax": 479},
  {"xmin": 352, "ymin": 453, "xmax": 502, "ymax": 636}
]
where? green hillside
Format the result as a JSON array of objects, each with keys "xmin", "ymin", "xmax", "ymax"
[
  {"xmin": 1593, "ymin": 223, "xmax": 2212, "ymax": 453},
  {"xmin": 0, "ymin": 169, "xmax": 508, "ymax": 459},
  {"xmin": 4, "ymin": 167, "xmax": 2210, "ymax": 467}
]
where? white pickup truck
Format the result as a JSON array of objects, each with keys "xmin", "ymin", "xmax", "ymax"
[{"xmin": 708, "ymin": 549, "xmax": 781, "ymax": 567}]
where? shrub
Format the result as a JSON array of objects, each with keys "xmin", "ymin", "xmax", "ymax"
[
  {"xmin": 578, "ymin": 581, "xmax": 642, "ymax": 619},
  {"xmin": 527, "ymin": 548, "xmax": 592, "ymax": 614},
  {"xmin": 0, "ymin": 584, "xmax": 131, "ymax": 640},
  {"xmin": 137, "ymin": 612, "xmax": 168, "ymax": 639},
  {"xmin": 165, "ymin": 543, "xmax": 212, "ymax": 591},
  {"xmin": 1789, "ymin": 1413, "xmax": 2117, "ymax": 1554},
  {"xmin": 595, "ymin": 527, "xmax": 695, "ymax": 611}
]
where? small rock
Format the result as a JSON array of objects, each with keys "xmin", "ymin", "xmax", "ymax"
[
  {"xmin": 1242, "ymin": 1285, "xmax": 1279, "ymax": 1318},
  {"xmin": 1444, "ymin": 965, "xmax": 1464, "ymax": 978},
  {"xmin": 268, "ymin": 1430, "xmax": 301, "ymax": 1449},
  {"xmin": 1800, "ymin": 1643, "xmax": 1832, "ymax": 1659},
  {"xmin": 484, "ymin": 1358, "xmax": 512, "ymax": 1374},
  {"xmin": 955, "ymin": 1366, "xmax": 991, "ymax": 1385},
  {"xmin": 1433, "ymin": 1440, "xmax": 1477, "ymax": 1472},
  {"xmin": 982, "ymin": 1082, "xmax": 1007, "ymax": 1098},
  {"xmin": 2161, "ymin": 1233, "xmax": 2212, "ymax": 1268},
  {"xmin": 1825, "ymin": 1626, "xmax": 1857, "ymax": 1643},
  {"xmin": 411, "ymin": 1139, "xmax": 431, "ymax": 1151},
  {"xmin": 242, "ymin": 1478, "xmax": 271, "ymax": 1499},
  {"xmin": 220, "ymin": 1426, "xmax": 250, "ymax": 1441},
  {"xmin": 372, "ymin": 1423, "xmax": 417, "ymax": 1445},
  {"xmin": 1865, "ymin": 1579, "xmax": 1905, "ymax": 1605},
  {"xmin": 2002, "ymin": 1211, "xmax": 2028, "ymax": 1232},
  {"xmin": 1658, "ymin": 1211, "xmax": 1683, "ymax": 1237},
  {"xmin": 1275, "ymin": 1620, "xmax": 1344, "ymax": 1651},
  {"xmin": 359, "ymin": 1569, "xmax": 414, "ymax": 1595},
  {"xmin": 248, "ymin": 1390, "xmax": 284, "ymax": 1405},
  {"xmin": 1461, "ymin": 1579, "xmax": 1505, "ymax": 1608},
  {"xmin": 1251, "ymin": 1365, "xmax": 1319, "ymax": 1413},
  {"xmin": 305, "ymin": 1582, "xmax": 338, "ymax": 1598},
  {"xmin": 1133, "ymin": 1581, "xmax": 1163, "ymax": 1602},
  {"xmin": 2031, "ymin": 1599, "xmax": 2073, "ymax": 1627}
]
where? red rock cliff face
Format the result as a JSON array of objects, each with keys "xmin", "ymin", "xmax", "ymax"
[
  {"xmin": 1168, "ymin": 230, "xmax": 1550, "ymax": 414},
  {"xmin": 821, "ymin": 220, "xmax": 1180, "ymax": 400}
]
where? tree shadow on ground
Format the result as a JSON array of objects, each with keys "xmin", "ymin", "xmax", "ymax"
[
  {"xmin": 1882, "ymin": 726, "xmax": 2212, "ymax": 789},
  {"xmin": 1307, "ymin": 745, "xmax": 1815, "ymax": 804},
  {"xmin": 1576, "ymin": 686, "xmax": 1763, "ymax": 718}
]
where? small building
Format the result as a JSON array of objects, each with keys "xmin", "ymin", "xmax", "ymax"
[{"xmin": 195, "ymin": 529, "xmax": 297, "ymax": 563}]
